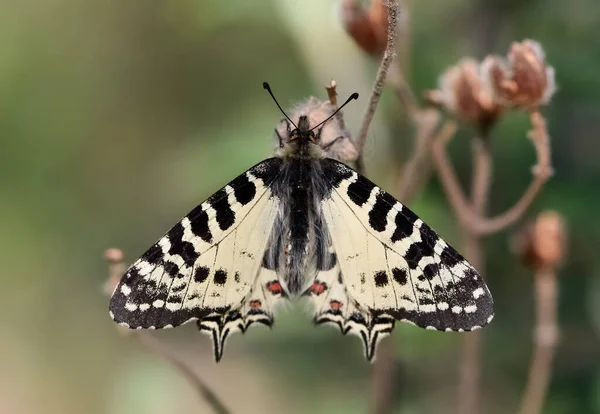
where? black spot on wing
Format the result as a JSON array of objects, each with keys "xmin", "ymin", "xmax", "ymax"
[
  {"xmin": 230, "ymin": 173, "xmax": 256, "ymax": 205},
  {"xmin": 167, "ymin": 223, "xmax": 200, "ymax": 267},
  {"xmin": 400, "ymin": 206, "xmax": 419, "ymax": 228},
  {"xmin": 405, "ymin": 240, "xmax": 428, "ymax": 269},
  {"xmin": 171, "ymin": 284, "xmax": 187, "ymax": 293},
  {"xmin": 167, "ymin": 294, "xmax": 183, "ymax": 304},
  {"xmin": 188, "ymin": 207, "xmax": 212, "ymax": 243},
  {"xmin": 419, "ymin": 222, "xmax": 439, "ymax": 246},
  {"xmin": 349, "ymin": 312, "xmax": 366, "ymax": 324},
  {"xmin": 433, "ymin": 285, "xmax": 449, "ymax": 303},
  {"xmin": 347, "ymin": 174, "xmax": 375, "ymax": 206},
  {"xmin": 124, "ymin": 266, "xmax": 142, "ymax": 285},
  {"xmin": 369, "ymin": 192, "xmax": 395, "ymax": 232},
  {"xmin": 194, "ymin": 266, "xmax": 210, "ymax": 283},
  {"xmin": 321, "ymin": 159, "xmax": 354, "ymax": 190},
  {"xmin": 440, "ymin": 246, "xmax": 464, "ymax": 268},
  {"xmin": 423, "ymin": 263, "xmax": 439, "ymax": 281},
  {"xmin": 391, "ymin": 207, "xmax": 418, "ymax": 242},
  {"xmin": 392, "ymin": 267, "xmax": 408, "ymax": 285},
  {"xmin": 418, "ymin": 296, "xmax": 435, "ymax": 306},
  {"xmin": 316, "ymin": 251, "xmax": 337, "ymax": 271},
  {"xmin": 374, "ymin": 271, "xmax": 389, "ymax": 287},
  {"xmin": 211, "ymin": 189, "xmax": 235, "ymax": 231},
  {"xmin": 163, "ymin": 261, "xmax": 179, "ymax": 277},
  {"xmin": 214, "ymin": 269, "xmax": 227, "ymax": 285},
  {"xmin": 141, "ymin": 243, "xmax": 163, "ymax": 265},
  {"xmin": 172, "ymin": 241, "xmax": 199, "ymax": 267},
  {"xmin": 250, "ymin": 158, "xmax": 283, "ymax": 181}
]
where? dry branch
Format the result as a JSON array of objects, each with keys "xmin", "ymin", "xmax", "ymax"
[
  {"xmin": 355, "ymin": 0, "xmax": 399, "ymax": 174},
  {"xmin": 518, "ymin": 268, "xmax": 559, "ymax": 414},
  {"xmin": 431, "ymin": 111, "xmax": 553, "ymax": 414},
  {"xmin": 431, "ymin": 110, "xmax": 553, "ymax": 236},
  {"xmin": 457, "ymin": 133, "xmax": 493, "ymax": 414},
  {"xmin": 514, "ymin": 211, "xmax": 565, "ymax": 414}
]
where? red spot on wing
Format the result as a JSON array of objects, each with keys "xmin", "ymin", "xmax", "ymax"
[
  {"xmin": 330, "ymin": 300, "xmax": 343, "ymax": 311},
  {"xmin": 249, "ymin": 300, "xmax": 261, "ymax": 309},
  {"xmin": 266, "ymin": 281, "xmax": 282, "ymax": 295},
  {"xmin": 311, "ymin": 282, "xmax": 327, "ymax": 295}
]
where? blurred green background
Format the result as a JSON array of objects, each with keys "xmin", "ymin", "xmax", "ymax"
[{"xmin": 1, "ymin": 0, "xmax": 599, "ymax": 413}]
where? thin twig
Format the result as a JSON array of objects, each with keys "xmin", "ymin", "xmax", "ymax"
[
  {"xmin": 458, "ymin": 132, "xmax": 492, "ymax": 414},
  {"xmin": 369, "ymin": 340, "xmax": 396, "ymax": 414},
  {"xmin": 397, "ymin": 109, "xmax": 445, "ymax": 202},
  {"xmin": 471, "ymin": 136, "xmax": 493, "ymax": 213},
  {"xmin": 518, "ymin": 268, "xmax": 559, "ymax": 414},
  {"xmin": 104, "ymin": 249, "xmax": 231, "ymax": 414},
  {"xmin": 325, "ymin": 79, "xmax": 350, "ymax": 133},
  {"xmin": 431, "ymin": 111, "xmax": 553, "ymax": 235},
  {"xmin": 132, "ymin": 333, "xmax": 231, "ymax": 414},
  {"xmin": 458, "ymin": 332, "xmax": 483, "ymax": 414},
  {"xmin": 355, "ymin": 0, "xmax": 399, "ymax": 174},
  {"xmin": 325, "ymin": 79, "xmax": 338, "ymax": 107},
  {"xmin": 387, "ymin": 64, "xmax": 420, "ymax": 123}
]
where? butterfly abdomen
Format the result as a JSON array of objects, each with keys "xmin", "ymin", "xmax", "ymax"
[{"xmin": 282, "ymin": 158, "xmax": 313, "ymax": 294}]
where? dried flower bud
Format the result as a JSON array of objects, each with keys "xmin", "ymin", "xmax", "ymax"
[
  {"xmin": 481, "ymin": 39, "xmax": 556, "ymax": 110},
  {"xmin": 104, "ymin": 248, "xmax": 126, "ymax": 296},
  {"xmin": 513, "ymin": 210, "xmax": 567, "ymax": 271},
  {"xmin": 426, "ymin": 58, "xmax": 502, "ymax": 130},
  {"xmin": 341, "ymin": 0, "xmax": 388, "ymax": 56},
  {"xmin": 275, "ymin": 97, "xmax": 358, "ymax": 161},
  {"xmin": 104, "ymin": 247, "xmax": 124, "ymax": 264}
]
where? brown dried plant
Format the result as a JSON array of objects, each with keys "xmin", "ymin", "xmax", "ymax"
[
  {"xmin": 426, "ymin": 40, "xmax": 555, "ymax": 414},
  {"xmin": 513, "ymin": 211, "xmax": 566, "ymax": 414}
]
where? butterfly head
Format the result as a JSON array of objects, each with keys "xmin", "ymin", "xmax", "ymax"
[
  {"xmin": 290, "ymin": 115, "xmax": 316, "ymax": 143},
  {"xmin": 263, "ymin": 82, "xmax": 358, "ymax": 148}
]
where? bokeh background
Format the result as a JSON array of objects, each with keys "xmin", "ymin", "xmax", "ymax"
[{"xmin": 2, "ymin": 0, "xmax": 599, "ymax": 413}]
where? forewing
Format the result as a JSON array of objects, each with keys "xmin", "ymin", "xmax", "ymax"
[
  {"xmin": 321, "ymin": 159, "xmax": 494, "ymax": 332},
  {"xmin": 109, "ymin": 158, "xmax": 283, "ymax": 330}
]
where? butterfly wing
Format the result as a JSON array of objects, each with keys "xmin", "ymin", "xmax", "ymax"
[
  {"xmin": 317, "ymin": 159, "xmax": 494, "ymax": 360},
  {"xmin": 109, "ymin": 158, "xmax": 285, "ymax": 358}
]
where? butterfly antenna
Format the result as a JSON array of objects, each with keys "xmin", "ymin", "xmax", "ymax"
[
  {"xmin": 310, "ymin": 92, "xmax": 359, "ymax": 132},
  {"xmin": 263, "ymin": 82, "xmax": 297, "ymax": 129}
]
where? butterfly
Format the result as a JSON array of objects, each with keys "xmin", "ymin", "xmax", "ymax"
[{"xmin": 109, "ymin": 82, "xmax": 494, "ymax": 362}]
